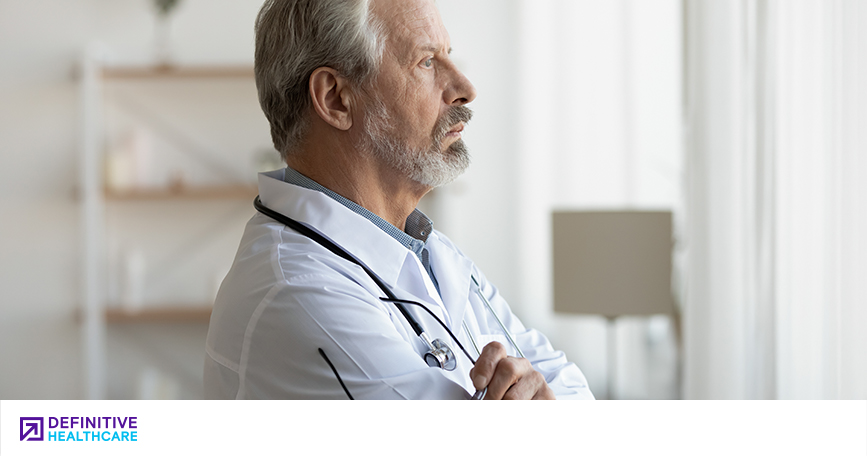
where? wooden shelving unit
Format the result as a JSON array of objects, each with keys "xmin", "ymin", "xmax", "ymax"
[{"xmin": 78, "ymin": 51, "xmax": 264, "ymax": 399}]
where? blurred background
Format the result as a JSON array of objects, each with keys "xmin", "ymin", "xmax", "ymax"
[{"xmin": 0, "ymin": 0, "xmax": 864, "ymax": 400}]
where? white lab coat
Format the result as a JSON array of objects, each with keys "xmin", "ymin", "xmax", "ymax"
[{"xmin": 204, "ymin": 169, "xmax": 594, "ymax": 399}]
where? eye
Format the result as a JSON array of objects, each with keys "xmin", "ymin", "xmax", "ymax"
[{"xmin": 422, "ymin": 58, "xmax": 434, "ymax": 68}]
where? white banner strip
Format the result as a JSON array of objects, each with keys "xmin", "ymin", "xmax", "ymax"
[{"xmin": 2, "ymin": 400, "xmax": 865, "ymax": 455}]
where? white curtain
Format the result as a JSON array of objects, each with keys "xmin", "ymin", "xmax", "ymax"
[
  {"xmin": 512, "ymin": 0, "xmax": 683, "ymax": 399},
  {"xmin": 684, "ymin": 0, "xmax": 867, "ymax": 399}
]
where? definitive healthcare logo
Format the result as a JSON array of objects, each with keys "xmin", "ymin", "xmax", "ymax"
[
  {"xmin": 20, "ymin": 417, "xmax": 44, "ymax": 441},
  {"xmin": 19, "ymin": 415, "xmax": 138, "ymax": 442}
]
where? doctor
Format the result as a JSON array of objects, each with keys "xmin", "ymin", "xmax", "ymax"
[{"xmin": 205, "ymin": 0, "xmax": 594, "ymax": 400}]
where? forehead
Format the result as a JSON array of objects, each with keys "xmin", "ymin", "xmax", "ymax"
[{"xmin": 372, "ymin": 0, "xmax": 449, "ymax": 57}]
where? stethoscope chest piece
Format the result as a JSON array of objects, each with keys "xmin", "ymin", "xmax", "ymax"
[{"xmin": 421, "ymin": 334, "xmax": 457, "ymax": 371}]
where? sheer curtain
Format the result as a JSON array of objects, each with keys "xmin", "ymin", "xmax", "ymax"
[
  {"xmin": 513, "ymin": 0, "xmax": 683, "ymax": 398},
  {"xmin": 684, "ymin": 0, "xmax": 867, "ymax": 399}
]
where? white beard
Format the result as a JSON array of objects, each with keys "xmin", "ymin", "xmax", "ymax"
[{"xmin": 361, "ymin": 96, "xmax": 472, "ymax": 188}]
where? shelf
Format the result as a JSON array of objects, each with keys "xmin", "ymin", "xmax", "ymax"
[
  {"xmin": 100, "ymin": 64, "xmax": 254, "ymax": 80},
  {"xmin": 106, "ymin": 306, "xmax": 213, "ymax": 323},
  {"xmin": 104, "ymin": 184, "xmax": 258, "ymax": 201},
  {"xmin": 75, "ymin": 306, "xmax": 214, "ymax": 323}
]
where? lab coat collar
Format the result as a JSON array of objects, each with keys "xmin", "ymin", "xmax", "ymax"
[
  {"xmin": 258, "ymin": 169, "xmax": 408, "ymax": 288},
  {"xmin": 427, "ymin": 231, "xmax": 473, "ymax": 325}
]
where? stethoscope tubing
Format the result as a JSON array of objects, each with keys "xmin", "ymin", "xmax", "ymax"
[{"xmin": 471, "ymin": 276, "xmax": 526, "ymax": 359}]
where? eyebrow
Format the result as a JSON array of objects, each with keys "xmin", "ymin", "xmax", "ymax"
[{"xmin": 419, "ymin": 45, "xmax": 453, "ymax": 55}]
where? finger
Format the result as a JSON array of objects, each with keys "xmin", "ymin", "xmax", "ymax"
[
  {"xmin": 470, "ymin": 342, "xmax": 507, "ymax": 391},
  {"xmin": 502, "ymin": 369, "xmax": 545, "ymax": 400},
  {"xmin": 485, "ymin": 356, "xmax": 531, "ymax": 400},
  {"xmin": 531, "ymin": 384, "xmax": 556, "ymax": 400},
  {"xmin": 503, "ymin": 370, "xmax": 555, "ymax": 400}
]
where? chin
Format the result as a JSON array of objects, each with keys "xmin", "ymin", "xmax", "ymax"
[{"xmin": 410, "ymin": 140, "xmax": 471, "ymax": 188}]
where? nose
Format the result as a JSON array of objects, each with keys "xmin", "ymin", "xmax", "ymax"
[{"xmin": 445, "ymin": 67, "xmax": 477, "ymax": 106}]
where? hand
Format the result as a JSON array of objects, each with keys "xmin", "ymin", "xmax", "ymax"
[{"xmin": 469, "ymin": 342, "xmax": 555, "ymax": 400}]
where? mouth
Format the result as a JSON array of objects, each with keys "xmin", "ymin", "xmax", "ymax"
[{"xmin": 447, "ymin": 123, "xmax": 465, "ymax": 136}]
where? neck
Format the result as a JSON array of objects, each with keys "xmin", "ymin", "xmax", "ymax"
[{"xmin": 286, "ymin": 140, "xmax": 429, "ymax": 231}]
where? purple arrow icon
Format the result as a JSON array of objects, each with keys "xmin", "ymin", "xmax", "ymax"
[{"xmin": 20, "ymin": 417, "xmax": 44, "ymax": 441}]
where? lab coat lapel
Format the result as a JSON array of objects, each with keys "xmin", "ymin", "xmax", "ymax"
[
  {"xmin": 394, "ymin": 254, "xmax": 449, "ymax": 327},
  {"xmin": 427, "ymin": 232, "xmax": 472, "ymax": 328},
  {"xmin": 388, "ymin": 281, "xmax": 449, "ymax": 328}
]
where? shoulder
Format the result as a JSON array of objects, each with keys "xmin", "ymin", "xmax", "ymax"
[
  {"xmin": 206, "ymin": 212, "xmax": 393, "ymax": 366},
  {"xmin": 212, "ymin": 213, "xmax": 385, "ymax": 329},
  {"xmin": 234, "ymin": 213, "xmax": 374, "ymax": 284}
]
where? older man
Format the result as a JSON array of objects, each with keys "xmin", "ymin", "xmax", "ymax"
[{"xmin": 204, "ymin": 0, "xmax": 593, "ymax": 400}]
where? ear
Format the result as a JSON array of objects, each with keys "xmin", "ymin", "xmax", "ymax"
[{"xmin": 309, "ymin": 67, "xmax": 354, "ymax": 131}]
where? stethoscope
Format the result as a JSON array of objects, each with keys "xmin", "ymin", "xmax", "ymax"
[{"xmin": 253, "ymin": 196, "xmax": 524, "ymax": 399}]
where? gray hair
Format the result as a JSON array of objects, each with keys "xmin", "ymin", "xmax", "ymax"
[{"xmin": 254, "ymin": 0, "xmax": 385, "ymax": 159}]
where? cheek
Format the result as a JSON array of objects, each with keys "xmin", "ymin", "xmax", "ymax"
[
  {"xmin": 383, "ymin": 77, "xmax": 442, "ymax": 139},
  {"xmin": 393, "ymin": 100, "xmax": 434, "ymax": 134},
  {"xmin": 411, "ymin": 96, "xmax": 443, "ymax": 132}
]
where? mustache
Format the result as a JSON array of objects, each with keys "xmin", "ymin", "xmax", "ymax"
[{"xmin": 433, "ymin": 106, "xmax": 474, "ymax": 140}]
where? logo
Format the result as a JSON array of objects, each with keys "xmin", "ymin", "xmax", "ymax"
[
  {"xmin": 17, "ymin": 416, "xmax": 139, "ymax": 442},
  {"xmin": 20, "ymin": 417, "xmax": 44, "ymax": 441}
]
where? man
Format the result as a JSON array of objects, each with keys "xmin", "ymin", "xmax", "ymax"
[{"xmin": 204, "ymin": 0, "xmax": 593, "ymax": 400}]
